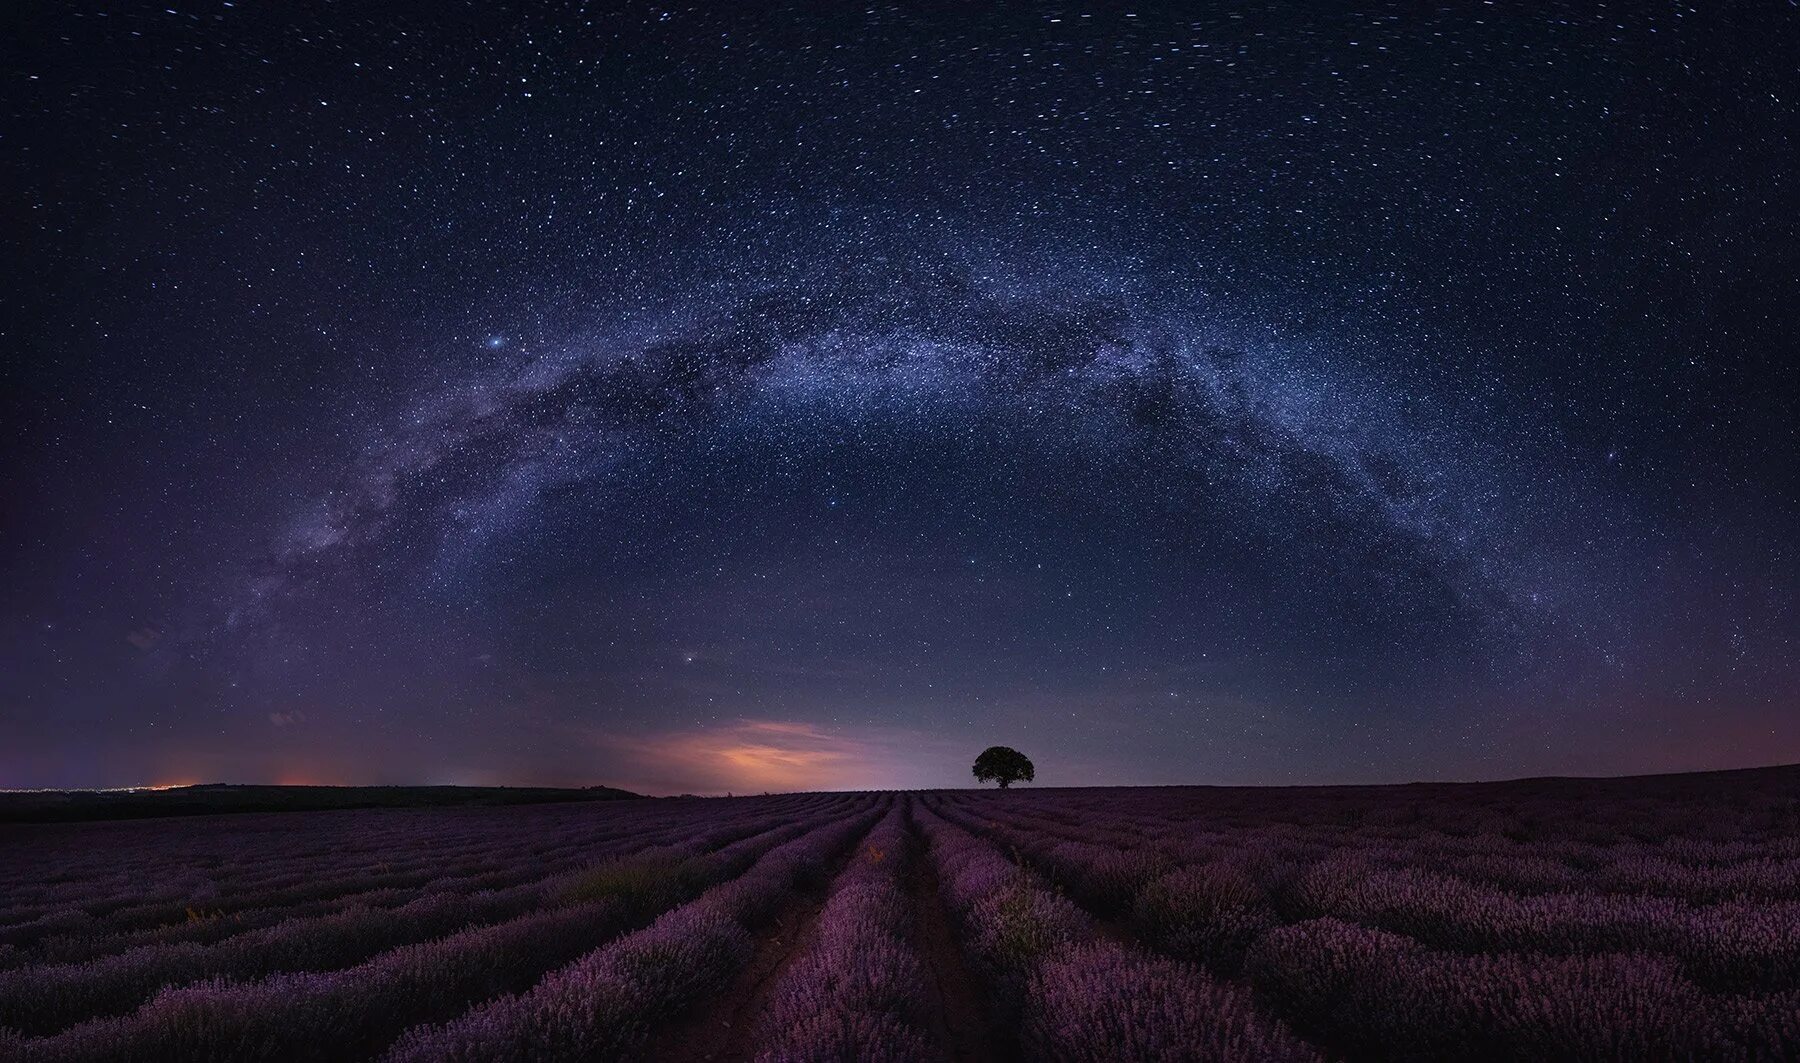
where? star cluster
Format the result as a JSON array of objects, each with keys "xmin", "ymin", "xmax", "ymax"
[{"xmin": 4, "ymin": 3, "xmax": 1797, "ymax": 791}]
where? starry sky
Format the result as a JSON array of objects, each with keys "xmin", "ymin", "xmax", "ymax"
[{"xmin": 4, "ymin": 2, "xmax": 1798, "ymax": 794}]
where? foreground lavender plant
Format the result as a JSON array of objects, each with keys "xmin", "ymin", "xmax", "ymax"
[
  {"xmin": 1246, "ymin": 916, "xmax": 1800, "ymax": 1060},
  {"xmin": 916, "ymin": 804, "xmax": 1318, "ymax": 1061},
  {"xmin": 1027, "ymin": 943, "xmax": 1319, "ymax": 1062},
  {"xmin": 753, "ymin": 807, "xmax": 933, "ymax": 1063}
]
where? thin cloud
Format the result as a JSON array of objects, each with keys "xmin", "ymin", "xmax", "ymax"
[{"xmin": 591, "ymin": 718, "xmax": 965, "ymax": 794}]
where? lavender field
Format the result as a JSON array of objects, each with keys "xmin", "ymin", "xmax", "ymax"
[{"xmin": 5, "ymin": 768, "xmax": 1800, "ymax": 1061}]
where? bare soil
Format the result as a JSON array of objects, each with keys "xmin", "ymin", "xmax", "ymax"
[{"xmin": 906, "ymin": 806, "xmax": 1011, "ymax": 1062}]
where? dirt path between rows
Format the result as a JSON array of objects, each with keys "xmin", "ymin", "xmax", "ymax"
[
  {"xmin": 905, "ymin": 803, "xmax": 1011, "ymax": 1062},
  {"xmin": 637, "ymin": 844, "xmax": 851, "ymax": 1061}
]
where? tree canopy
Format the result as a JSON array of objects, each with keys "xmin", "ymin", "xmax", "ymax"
[{"xmin": 972, "ymin": 746, "xmax": 1035, "ymax": 788}]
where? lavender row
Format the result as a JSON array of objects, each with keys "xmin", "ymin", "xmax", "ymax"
[
  {"xmin": 382, "ymin": 799, "xmax": 886, "ymax": 1062},
  {"xmin": 1246, "ymin": 916, "xmax": 1800, "ymax": 1060},
  {"xmin": 924, "ymin": 797, "xmax": 1266, "ymax": 972},
  {"xmin": 1294, "ymin": 858, "xmax": 1800, "ymax": 991},
  {"xmin": 750, "ymin": 806, "xmax": 935, "ymax": 1062}
]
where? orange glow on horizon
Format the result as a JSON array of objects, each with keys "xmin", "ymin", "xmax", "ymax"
[{"xmin": 594, "ymin": 718, "xmax": 960, "ymax": 794}]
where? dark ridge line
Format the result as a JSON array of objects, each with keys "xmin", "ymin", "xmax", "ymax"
[{"xmin": 0, "ymin": 784, "xmax": 646, "ymax": 824}]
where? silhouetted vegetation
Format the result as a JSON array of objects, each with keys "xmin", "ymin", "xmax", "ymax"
[
  {"xmin": 972, "ymin": 746, "xmax": 1035, "ymax": 788},
  {"xmin": 0, "ymin": 783, "xmax": 641, "ymax": 823}
]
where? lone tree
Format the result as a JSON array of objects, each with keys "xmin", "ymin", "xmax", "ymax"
[{"xmin": 972, "ymin": 746, "xmax": 1035, "ymax": 789}]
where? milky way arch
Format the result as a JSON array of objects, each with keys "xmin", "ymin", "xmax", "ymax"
[{"xmin": 251, "ymin": 257, "xmax": 1573, "ymax": 673}]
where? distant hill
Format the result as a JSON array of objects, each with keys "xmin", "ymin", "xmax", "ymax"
[{"xmin": 0, "ymin": 783, "xmax": 644, "ymax": 823}]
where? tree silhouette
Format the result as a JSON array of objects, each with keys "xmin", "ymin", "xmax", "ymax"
[{"xmin": 972, "ymin": 746, "xmax": 1035, "ymax": 789}]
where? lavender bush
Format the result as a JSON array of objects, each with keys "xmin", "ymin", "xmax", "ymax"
[
  {"xmin": 916, "ymin": 805, "xmax": 1313, "ymax": 1060},
  {"xmin": 1026, "ymin": 943, "xmax": 1319, "ymax": 1062},
  {"xmin": 753, "ymin": 807, "xmax": 934, "ymax": 1062}
]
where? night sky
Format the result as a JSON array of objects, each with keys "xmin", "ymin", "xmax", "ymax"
[{"xmin": 4, "ymin": 3, "xmax": 1798, "ymax": 794}]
